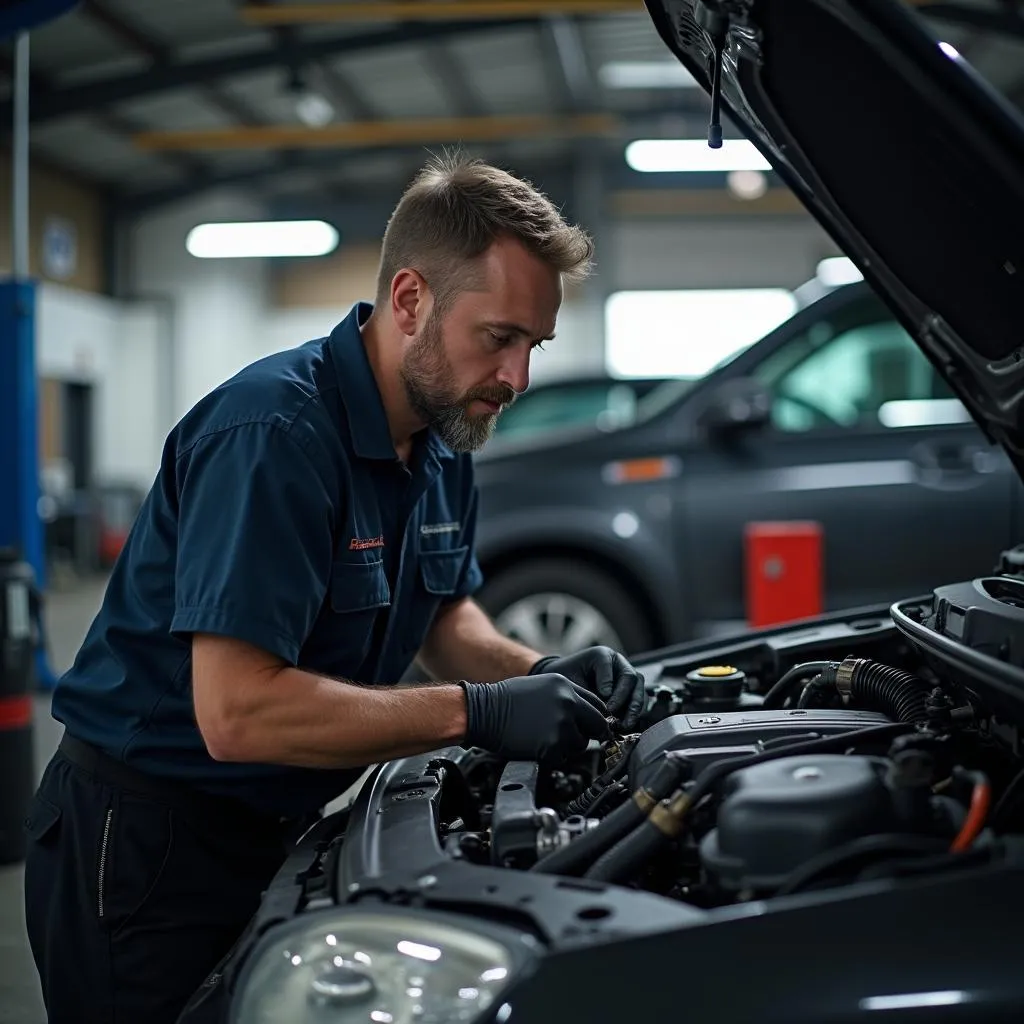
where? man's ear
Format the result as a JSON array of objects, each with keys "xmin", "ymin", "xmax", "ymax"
[{"xmin": 391, "ymin": 268, "xmax": 430, "ymax": 337}]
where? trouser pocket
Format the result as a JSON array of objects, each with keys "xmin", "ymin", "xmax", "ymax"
[{"xmin": 98, "ymin": 792, "xmax": 174, "ymax": 934}]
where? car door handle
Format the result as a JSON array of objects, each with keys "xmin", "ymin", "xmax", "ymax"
[{"xmin": 910, "ymin": 441, "xmax": 998, "ymax": 488}]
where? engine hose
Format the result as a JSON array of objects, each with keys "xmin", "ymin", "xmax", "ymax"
[
  {"xmin": 586, "ymin": 780, "xmax": 628, "ymax": 819},
  {"xmin": 844, "ymin": 659, "xmax": 933, "ymax": 723},
  {"xmin": 564, "ymin": 738, "xmax": 637, "ymax": 818},
  {"xmin": 530, "ymin": 755, "xmax": 687, "ymax": 876},
  {"xmin": 761, "ymin": 662, "xmax": 834, "ymax": 709},
  {"xmin": 584, "ymin": 817, "xmax": 673, "ymax": 884},
  {"xmin": 583, "ymin": 721, "xmax": 913, "ymax": 885},
  {"xmin": 796, "ymin": 675, "xmax": 829, "ymax": 708}
]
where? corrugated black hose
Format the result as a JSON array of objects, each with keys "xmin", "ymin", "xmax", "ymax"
[
  {"xmin": 530, "ymin": 755, "xmax": 688, "ymax": 876},
  {"xmin": 795, "ymin": 658, "xmax": 934, "ymax": 723},
  {"xmin": 845, "ymin": 659, "xmax": 932, "ymax": 723}
]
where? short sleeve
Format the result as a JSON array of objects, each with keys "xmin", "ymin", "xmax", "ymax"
[
  {"xmin": 170, "ymin": 423, "xmax": 337, "ymax": 664},
  {"xmin": 447, "ymin": 479, "xmax": 484, "ymax": 602}
]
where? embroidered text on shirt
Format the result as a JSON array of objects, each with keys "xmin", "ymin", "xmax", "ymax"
[
  {"xmin": 420, "ymin": 522, "xmax": 460, "ymax": 536},
  {"xmin": 349, "ymin": 535, "xmax": 385, "ymax": 550}
]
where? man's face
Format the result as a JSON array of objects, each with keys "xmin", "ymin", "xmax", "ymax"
[{"xmin": 400, "ymin": 236, "xmax": 562, "ymax": 453}]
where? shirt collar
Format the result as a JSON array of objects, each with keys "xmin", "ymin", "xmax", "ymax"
[{"xmin": 329, "ymin": 301, "xmax": 455, "ymax": 465}]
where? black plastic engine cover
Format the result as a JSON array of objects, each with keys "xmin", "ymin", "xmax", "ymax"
[
  {"xmin": 628, "ymin": 708, "xmax": 892, "ymax": 793},
  {"xmin": 699, "ymin": 754, "xmax": 897, "ymax": 891},
  {"xmin": 925, "ymin": 576, "xmax": 1024, "ymax": 667}
]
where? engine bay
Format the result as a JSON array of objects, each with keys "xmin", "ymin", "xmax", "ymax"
[
  {"xmin": 246, "ymin": 552, "xmax": 1024, "ymax": 949},
  {"xmin": 381, "ymin": 552, "xmax": 1024, "ymax": 912},
  {"xmin": 226, "ymin": 554, "xmax": 1024, "ymax": 1024}
]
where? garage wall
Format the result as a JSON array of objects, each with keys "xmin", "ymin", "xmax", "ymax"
[
  {"xmin": 268, "ymin": 239, "xmax": 605, "ymax": 382},
  {"xmin": 0, "ymin": 157, "xmax": 106, "ymax": 293},
  {"xmin": 611, "ymin": 219, "xmax": 840, "ymax": 291},
  {"xmin": 36, "ymin": 282, "xmax": 165, "ymax": 491},
  {"xmin": 129, "ymin": 191, "xmax": 271, "ymax": 425}
]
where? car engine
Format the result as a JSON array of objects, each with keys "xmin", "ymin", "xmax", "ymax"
[
  {"xmin": 421, "ymin": 554, "xmax": 1024, "ymax": 908},
  {"xmin": 223, "ymin": 556, "xmax": 1024, "ymax": 1024}
]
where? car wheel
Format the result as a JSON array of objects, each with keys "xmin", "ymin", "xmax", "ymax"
[{"xmin": 478, "ymin": 559, "xmax": 655, "ymax": 657}]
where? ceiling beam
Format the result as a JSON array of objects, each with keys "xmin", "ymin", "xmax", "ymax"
[
  {"xmin": 0, "ymin": 41, "xmax": 205, "ymax": 180},
  {"xmin": 422, "ymin": 42, "xmax": 485, "ymax": 118},
  {"xmin": 118, "ymin": 148, "xmax": 383, "ymax": 213},
  {"xmin": 114, "ymin": 97, "xmax": 733, "ymax": 214},
  {"xmin": 26, "ymin": 18, "xmax": 526, "ymax": 125},
  {"xmin": 80, "ymin": 0, "xmax": 165, "ymax": 60},
  {"xmin": 80, "ymin": 0, "xmax": 274, "ymax": 129},
  {"xmin": 130, "ymin": 112, "xmax": 619, "ymax": 152},
  {"xmin": 239, "ymin": 1, "xmax": 643, "ymax": 25},
  {"xmin": 314, "ymin": 63, "xmax": 379, "ymax": 119},
  {"xmin": 542, "ymin": 15, "xmax": 596, "ymax": 113},
  {"xmin": 75, "ymin": 0, "xmax": 286, "ymax": 188},
  {"xmin": 274, "ymin": 23, "xmax": 380, "ymax": 122},
  {"xmin": 260, "ymin": 179, "xmax": 802, "ymax": 248}
]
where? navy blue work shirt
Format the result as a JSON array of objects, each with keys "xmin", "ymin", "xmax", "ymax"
[{"xmin": 51, "ymin": 302, "xmax": 484, "ymax": 818}]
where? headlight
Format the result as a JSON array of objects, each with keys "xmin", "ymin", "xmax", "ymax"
[{"xmin": 231, "ymin": 907, "xmax": 531, "ymax": 1024}]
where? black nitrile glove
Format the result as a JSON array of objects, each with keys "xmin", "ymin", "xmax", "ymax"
[
  {"xmin": 531, "ymin": 647, "xmax": 646, "ymax": 731},
  {"xmin": 461, "ymin": 673, "xmax": 612, "ymax": 762}
]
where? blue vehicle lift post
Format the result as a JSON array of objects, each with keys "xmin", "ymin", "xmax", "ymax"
[{"xmin": 0, "ymin": 19, "xmax": 70, "ymax": 690}]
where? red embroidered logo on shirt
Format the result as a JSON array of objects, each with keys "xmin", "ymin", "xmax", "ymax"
[{"xmin": 349, "ymin": 535, "xmax": 384, "ymax": 551}]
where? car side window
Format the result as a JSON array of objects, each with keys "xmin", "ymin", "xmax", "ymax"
[
  {"xmin": 754, "ymin": 315, "xmax": 966, "ymax": 433},
  {"xmin": 494, "ymin": 383, "xmax": 640, "ymax": 438}
]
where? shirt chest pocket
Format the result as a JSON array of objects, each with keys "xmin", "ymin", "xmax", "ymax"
[
  {"xmin": 326, "ymin": 558, "xmax": 391, "ymax": 668},
  {"xmin": 418, "ymin": 545, "xmax": 468, "ymax": 598}
]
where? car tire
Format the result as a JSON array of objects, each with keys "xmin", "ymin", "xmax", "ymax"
[{"xmin": 478, "ymin": 558, "xmax": 655, "ymax": 657}]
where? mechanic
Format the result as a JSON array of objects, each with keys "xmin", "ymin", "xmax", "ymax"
[{"xmin": 23, "ymin": 154, "xmax": 647, "ymax": 1024}]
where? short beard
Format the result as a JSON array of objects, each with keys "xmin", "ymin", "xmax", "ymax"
[{"xmin": 399, "ymin": 311, "xmax": 517, "ymax": 453}]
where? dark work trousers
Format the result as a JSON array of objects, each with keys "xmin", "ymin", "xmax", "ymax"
[{"xmin": 24, "ymin": 734, "xmax": 302, "ymax": 1024}]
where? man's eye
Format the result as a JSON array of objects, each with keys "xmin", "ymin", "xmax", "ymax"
[
  {"xmin": 532, "ymin": 340, "xmax": 546, "ymax": 351},
  {"xmin": 489, "ymin": 332, "xmax": 512, "ymax": 347}
]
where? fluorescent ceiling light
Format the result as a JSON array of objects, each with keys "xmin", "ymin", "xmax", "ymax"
[
  {"xmin": 626, "ymin": 138, "xmax": 771, "ymax": 173},
  {"xmin": 600, "ymin": 61, "xmax": 698, "ymax": 89},
  {"xmin": 185, "ymin": 220, "xmax": 339, "ymax": 259},
  {"xmin": 816, "ymin": 256, "xmax": 864, "ymax": 286},
  {"xmin": 860, "ymin": 991, "xmax": 969, "ymax": 1012}
]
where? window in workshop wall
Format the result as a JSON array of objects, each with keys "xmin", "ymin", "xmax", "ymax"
[{"xmin": 604, "ymin": 288, "xmax": 798, "ymax": 379}]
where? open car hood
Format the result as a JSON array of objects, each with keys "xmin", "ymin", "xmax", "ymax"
[{"xmin": 644, "ymin": 0, "xmax": 1024, "ymax": 477}]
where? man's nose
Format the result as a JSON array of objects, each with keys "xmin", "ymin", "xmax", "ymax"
[{"xmin": 496, "ymin": 346, "xmax": 531, "ymax": 396}]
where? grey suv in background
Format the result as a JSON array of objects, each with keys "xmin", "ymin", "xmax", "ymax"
[{"xmin": 472, "ymin": 281, "xmax": 1023, "ymax": 655}]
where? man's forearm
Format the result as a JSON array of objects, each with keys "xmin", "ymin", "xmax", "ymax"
[
  {"xmin": 206, "ymin": 667, "xmax": 468, "ymax": 769},
  {"xmin": 417, "ymin": 598, "xmax": 542, "ymax": 682}
]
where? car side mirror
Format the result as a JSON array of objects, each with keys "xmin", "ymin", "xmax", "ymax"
[{"xmin": 699, "ymin": 377, "xmax": 773, "ymax": 437}]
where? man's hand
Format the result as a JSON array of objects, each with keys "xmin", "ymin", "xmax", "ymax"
[
  {"xmin": 461, "ymin": 673, "xmax": 612, "ymax": 762},
  {"xmin": 530, "ymin": 647, "xmax": 646, "ymax": 731}
]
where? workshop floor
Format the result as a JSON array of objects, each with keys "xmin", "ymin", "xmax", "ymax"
[{"xmin": 0, "ymin": 573, "xmax": 107, "ymax": 1023}]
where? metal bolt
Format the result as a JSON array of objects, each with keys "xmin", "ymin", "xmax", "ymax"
[
  {"xmin": 417, "ymin": 874, "xmax": 437, "ymax": 889},
  {"xmin": 347, "ymin": 882, "xmax": 360, "ymax": 894}
]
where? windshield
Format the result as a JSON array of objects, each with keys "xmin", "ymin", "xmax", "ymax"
[{"xmin": 633, "ymin": 344, "xmax": 753, "ymax": 421}]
